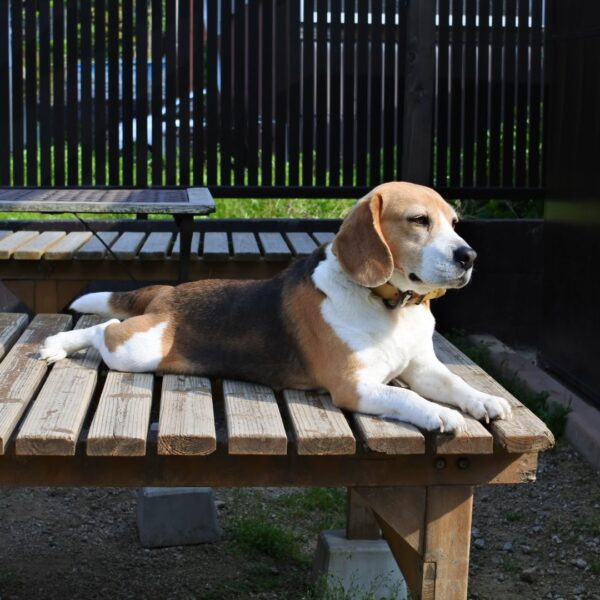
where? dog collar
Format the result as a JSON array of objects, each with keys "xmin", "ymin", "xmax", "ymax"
[{"xmin": 371, "ymin": 282, "xmax": 446, "ymax": 309}]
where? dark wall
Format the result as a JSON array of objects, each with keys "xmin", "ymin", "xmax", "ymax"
[{"xmin": 542, "ymin": 0, "xmax": 600, "ymax": 405}]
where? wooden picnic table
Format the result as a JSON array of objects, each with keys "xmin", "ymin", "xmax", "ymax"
[
  {"xmin": 0, "ymin": 188, "xmax": 215, "ymax": 281},
  {"xmin": 0, "ymin": 312, "xmax": 554, "ymax": 599}
]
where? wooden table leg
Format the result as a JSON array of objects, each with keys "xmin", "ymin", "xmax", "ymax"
[
  {"xmin": 346, "ymin": 487, "xmax": 380, "ymax": 539},
  {"xmin": 355, "ymin": 486, "xmax": 474, "ymax": 600}
]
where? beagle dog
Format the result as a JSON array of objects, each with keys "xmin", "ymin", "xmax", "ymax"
[{"xmin": 40, "ymin": 182, "xmax": 511, "ymax": 433}]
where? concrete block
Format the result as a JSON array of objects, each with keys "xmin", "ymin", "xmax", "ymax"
[
  {"xmin": 313, "ymin": 529, "xmax": 407, "ymax": 599},
  {"xmin": 137, "ymin": 487, "xmax": 222, "ymax": 548}
]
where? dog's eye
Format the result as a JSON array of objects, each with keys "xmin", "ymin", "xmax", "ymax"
[{"xmin": 409, "ymin": 215, "xmax": 430, "ymax": 227}]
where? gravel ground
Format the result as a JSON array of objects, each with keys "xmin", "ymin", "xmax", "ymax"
[{"xmin": 0, "ymin": 444, "xmax": 598, "ymax": 599}]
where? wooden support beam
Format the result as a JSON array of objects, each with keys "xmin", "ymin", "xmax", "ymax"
[{"xmin": 346, "ymin": 488, "xmax": 380, "ymax": 540}]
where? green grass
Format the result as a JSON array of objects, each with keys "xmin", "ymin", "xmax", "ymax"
[
  {"xmin": 230, "ymin": 516, "xmax": 302, "ymax": 562},
  {"xmin": 503, "ymin": 510, "xmax": 525, "ymax": 523},
  {"xmin": 445, "ymin": 331, "xmax": 571, "ymax": 439}
]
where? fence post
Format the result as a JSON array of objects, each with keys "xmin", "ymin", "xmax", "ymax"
[{"xmin": 401, "ymin": 0, "xmax": 436, "ymax": 185}]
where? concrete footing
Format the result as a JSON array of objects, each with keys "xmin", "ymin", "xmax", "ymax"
[
  {"xmin": 136, "ymin": 487, "xmax": 222, "ymax": 548},
  {"xmin": 313, "ymin": 529, "xmax": 407, "ymax": 599}
]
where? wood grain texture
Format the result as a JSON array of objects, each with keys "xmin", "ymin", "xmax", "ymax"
[
  {"xmin": 44, "ymin": 231, "xmax": 93, "ymax": 260},
  {"xmin": 158, "ymin": 375, "xmax": 217, "ymax": 455},
  {"xmin": 223, "ymin": 379, "xmax": 287, "ymax": 455},
  {"xmin": 202, "ymin": 232, "xmax": 229, "ymax": 260},
  {"xmin": 0, "ymin": 313, "xmax": 28, "ymax": 360},
  {"xmin": 283, "ymin": 389, "xmax": 355, "ymax": 455},
  {"xmin": 171, "ymin": 231, "xmax": 200, "ymax": 260},
  {"xmin": 0, "ymin": 313, "xmax": 72, "ymax": 454},
  {"xmin": 75, "ymin": 231, "xmax": 120, "ymax": 259},
  {"xmin": 432, "ymin": 412, "xmax": 494, "ymax": 455},
  {"xmin": 434, "ymin": 333, "xmax": 555, "ymax": 453},
  {"xmin": 231, "ymin": 232, "xmax": 261, "ymax": 260},
  {"xmin": 258, "ymin": 232, "xmax": 292, "ymax": 260},
  {"xmin": 0, "ymin": 230, "xmax": 39, "ymax": 258},
  {"xmin": 15, "ymin": 315, "xmax": 103, "ymax": 456},
  {"xmin": 13, "ymin": 231, "xmax": 66, "ymax": 259},
  {"xmin": 353, "ymin": 413, "xmax": 426, "ymax": 454},
  {"xmin": 110, "ymin": 232, "xmax": 146, "ymax": 259},
  {"xmin": 285, "ymin": 232, "xmax": 318, "ymax": 256},
  {"xmin": 87, "ymin": 371, "xmax": 153, "ymax": 456},
  {"xmin": 138, "ymin": 232, "xmax": 173, "ymax": 260}
]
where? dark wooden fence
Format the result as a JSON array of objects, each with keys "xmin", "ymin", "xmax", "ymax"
[{"xmin": 0, "ymin": 0, "xmax": 545, "ymax": 199}]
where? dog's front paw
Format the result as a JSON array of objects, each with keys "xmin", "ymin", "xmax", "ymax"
[
  {"xmin": 464, "ymin": 393, "xmax": 512, "ymax": 423},
  {"xmin": 420, "ymin": 404, "xmax": 466, "ymax": 434},
  {"xmin": 39, "ymin": 334, "xmax": 68, "ymax": 364}
]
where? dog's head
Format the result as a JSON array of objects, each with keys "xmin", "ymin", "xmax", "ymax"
[{"xmin": 332, "ymin": 181, "xmax": 476, "ymax": 294}]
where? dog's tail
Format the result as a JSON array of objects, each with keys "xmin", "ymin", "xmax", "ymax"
[{"xmin": 69, "ymin": 285, "xmax": 171, "ymax": 319}]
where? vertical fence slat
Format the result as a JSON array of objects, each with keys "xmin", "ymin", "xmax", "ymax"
[
  {"xmin": 274, "ymin": 0, "xmax": 287, "ymax": 186},
  {"xmin": 178, "ymin": 0, "xmax": 191, "ymax": 187},
  {"xmin": 122, "ymin": 0, "xmax": 134, "ymax": 186},
  {"xmin": 205, "ymin": 0, "xmax": 217, "ymax": 184},
  {"xmin": 136, "ymin": 0, "xmax": 149, "ymax": 187},
  {"xmin": 66, "ymin": 0, "xmax": 78, "ymax": 185},
  {"xmin": 382, "ymin": 0, "xmax": 395, "ymax": 181},
  {"xmin": 462, "ymin": 0, "xmax": 476, "ymax": 188},
  {"xmin": 192, "ymin": 0, "xmax": 205, "ymax": 186},
  {"xmin": 314, "ymin": 0, "xmax": 327, "ymax": 185},
  {"xmin": 449, "ymin": 0, "xmax": 463, "ymax": 188},
  {"xmin": 233, "ymin": 0, "xmax": 246, "ymax": 186},
  {"xmin": 395, "ymin": 0, "xmax": 409, "ymax": 181},
  {"xmin": 476, "ymin": 0, "xmax": 490, "ymax": 186},
  {"xmin": 107, "ymin": 0, "xmax": 119, "ymax": 185},
  {"xmin": 436, "ymin": 0, "xmax": 450, "ymax": 187},
  {"xmin": 246, "ymin": 0, "xmax": 259, "ymax": 185},
  {"xmin": 80, "ymin": 0, "xmax": 92, "ymax": 185},
  {"xmin": 39, "ymin": 1, "xmax": 52, "ymax": 185},
  {"xmin": 514, "ymin": 0, "xmax": 529, "ymax": 187},
  {"xmin": 261, "ymin": 0, "xmax": 274, "ymax": 187},
  {"xmin": 0, "ymin": 1, "xmax": 8, "ymax": 184},
  {"xmin": 355, "ymin": 0, "xmax": 368, "ymax": 185},
  {"xmin": 369, "ymin": 0, "xmax": 383, "ymax": 186},
  {"xmin": 329, "ymin": 0, "xmax": 342, "ymax": 187},
  {"xmin": 287, "ymin": 0, "xmax": 301, "ymax": 186},
  {"xmin": 25, "ymin": 0, "xmax": 37, "ymax": 184},
  {"xmin": 301, "ymin": 0, "xmax": 313, "ymax": 186},
  {"xmin": 488, "ymin": 0, "xmax": 502, "ymax": 187},
  {"xmin": 220, "ymin": 0, "xmax": 232, "ymax": 186},
  {"xmin": 151, "ymin": 0, "xmax": 163, "ymax": 185},
  {"xmin": 529, "ymin": 0, "xmax": 543, "ymax": 188},
  {"xmin": 165, "ymin": 0, "xmax": 177, "ymax": 185},
  {"xmin": 342, "ymin": 0, "xmax": 354, "ymax": 186},
  {"xmin": 94, "ymin": 0, "xmax": 106, "ymax": 186},
  {"xmin": 502, "ymin": 0, "xmax": 517, "ymax": 188},
  {"xmin": 11, "ymin": 0, "xmax": 24, "ymax": 184}
]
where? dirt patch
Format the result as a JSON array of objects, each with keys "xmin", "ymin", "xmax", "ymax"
[{"xmin": 0, "ymin": 444, "xmax": 598, "ymax": 599}]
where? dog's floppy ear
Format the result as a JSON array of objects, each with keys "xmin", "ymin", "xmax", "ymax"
[{"xmin": 332, "ymin": 192, "xmax": 394, "ymax": 287}]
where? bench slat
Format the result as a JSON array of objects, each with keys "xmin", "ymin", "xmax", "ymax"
[
  {"xmin": 87, "ymin": 371, "xmax": 153, "ymax": 456},
  {"xmin": 138, "ymin": 232, "xmax": 173, "ymax": 260},
  {"xmin": 313, "ymin": 232, "xmax": 335, "ymax": 245},
  {"xmin": 283, "ymin": 389, "xmax": 355, "ymax": 455},
  {"xmin": 353, "ymin": 413, "xmax": 426, "ymax": 454},
  {"xmin": 432, "ymin": 412, "xmax": 494, "ymax": 455},
  {"xmin": 171, "ymin": 232, "xmax": 200, "ymax": 260},
  {"xmin": 203, "ymin": 232, "xmax": 230, "ymax": 260},
  {"xmin": 14, "ymin": 231, "xmax": 66, "ymax": 259},
  {"xmin": 75, "ymin": 231, "xmax": 120, "ymax": 259},
  {"xmin": 0, "ymin": 231, "xmax": 40, "ymax": 259},
  {"xmin": 258, "ymin": 232, "xmax": 292, "ymax": 261},
  {"xmin": 110, "ymin": 232, "xmax": 147, "ymax": 259},
  {"xmin": 0, "ymin": 314, "xmax": 73, "ymax": 454},
  {"xmin": 158, "ymin": 375, "xmax": 217, "ymax": 455},
  {"xmin": 286, "ymin": 232, "xmax": 318, "ymax": 256},
  {"xmin": 44, "ymin": 231, "xmax": 93, "ymax": 260},
  {"xmin": 434, "ymin": 333, "xmax": 555, "ymax": 453},
  {"xmin": 16, "ymin": 315, "xmax": 104, "ymax": 456},
  {"xmin": 0, "ymin": 313, "xmax": 29, "ymax": 360},
  {"xmin": 232, "ymin": 232, "xmax": 261, "ymax": 260},
  {"xmin": 0, "ymin": 230, "xmax": 14, "ymax": 242},
  {"xmin": 223, "ymin": 380, "xmax": 288, "ymax": 455}
]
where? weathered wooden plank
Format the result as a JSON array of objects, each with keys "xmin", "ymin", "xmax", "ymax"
[
  {"xmin": 312, "ymin": 231, "xmax": 335, "ymax": 245},
  {"xmin": 171, "ymin": 231, "xmax": 200, "ymax": 260},
  {"xmin": 283, "ymin": 389, "xmax": 355, "ymax": 455},
  {"xmin": 354, "ymin": 413, "xmax": 426, "ymax": 455},
  {"xmin": 16, "ymin": 315, "xmax": 104, "ymax": 456},
  {"xmin": 87, "ymin": 371, "xmax": 153, "ymax": 456},
  {"xmin": 434, "ymin": 333, "xmax": 555, "ymax": 453},
  {"xmin": 432, "ymin": 412, "xmax": 494, "ymax": 455},
  {"xmin": 0, "ymin": 230, "xmax": 14, "ymax": 242},
  {"xmin": 0, "ymin": 231, "xmax": 40, "ymax": 259},
  {"xmin": 0, "ymin": 314, "xmax": 73, "ymax": 454},
  {"xmin": 286, "ymin": 232, "xmax": 318, "ymax": 256},
  {"xmin": 231, "ymin": 232, "xmax": 261, "ymax": 260},
  {"xmin": 75, "ymin": 231, "xmax": 120, "ymax": 259},
  {"xmin": 44, "ymin": 231, "xmax": 93, "ymax": 260},
  {"xmin": 13, "ymin": 231, "xmax": 66, "ymax": 259},
  {"xmin": 202, "ymin": 232, "xmax": 230, "ymax": 260},
  {"xmin": 138, "ymin": 232, "xmax": 173, "ymax": 260},
  {"xmin": 110, "ymin": 232, "xmax": 146, "ymax": 259},
  {"xmin": 158, "ymin": 375, "xmax": 217, "ymax": 455},
  {"xmin": 223, "ymin": 379, "xmax": 287, "ymax": 455},
  {"xmin": 258, "ymin": 232, "xmax": 292, "ymax": 261},
  {"xmin": 0, "ymin": 313, "xmax": 29, "ymax": 360}
]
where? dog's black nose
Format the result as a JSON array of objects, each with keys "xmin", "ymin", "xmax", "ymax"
[{"xmin": 453, "ymin": 246, "xmax": 477, "ymax": 270}]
